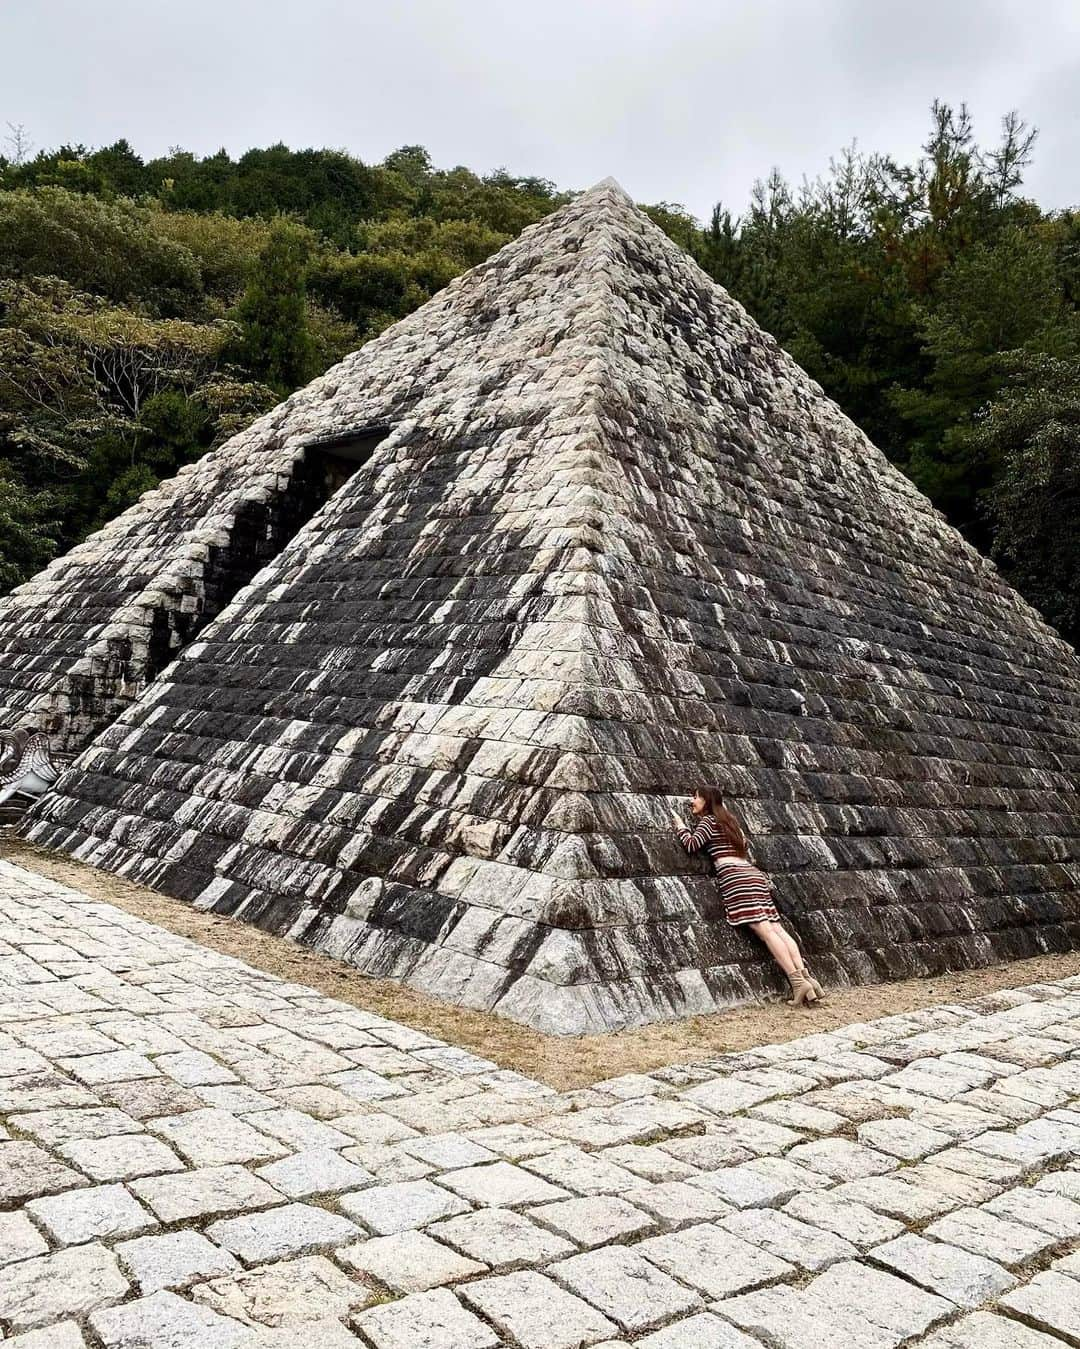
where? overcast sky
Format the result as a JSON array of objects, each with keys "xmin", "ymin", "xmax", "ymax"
[{"xmin": 4, "ymin": 0, "xmax": 1079, "ymax": 222}]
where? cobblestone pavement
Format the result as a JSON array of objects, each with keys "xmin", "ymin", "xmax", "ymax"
[{"xmin": 2, "ymin": 859, "xmax": 1080, "ymax": 1347}]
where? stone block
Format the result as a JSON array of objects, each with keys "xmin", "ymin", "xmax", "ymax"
[
  {"xmin": 27, "ymin": 1182, "xmax": 157, "ymax": 1245},
  {"xmin": 983, "ymin": 1187, "xmax": 1080, "ymax": 1238},
  {"xmin": 919, "ymin": 1310, "xmax": 1064, "ymax": 1347},
  {"xmin": 207, "ymin": 1202, "xmax": 361, "ymax": 1263},
  {"xmin": 0, "ymin": 1244, "xmax": 130, "ymax": 1331},
  {"xmin": 924, "ymin": 1206, "xmax": 1056, "ymax": 1266},
  {"xmin": 90, "ymin": 1290, "xmax": 250, "ymax": 1349},
  {"xmin": 717, "ymin": 1259, "xmax": 952, "ymax": 1348},
  {"xmin": 552, "ymin": 1244, "xmax": 703, "ymax": 1333},
  {"xmin": 431, "ymin": 1207, "xmax": 575, "ymax": 1269},
  {"xmin": 637, "ymin": 1221, "xmax": 794, "ymax": 1298},
  {"xmin": 998, "ymin": 1271, "xmax": 1080, "ymax": 1343},
  {"xmin": 191, "ymin": 1254, "xmax": 376, "ymax": 1325},
  {"xmin": 785, "ymin": 1138, "xmax": 896, "ymax": 1179},
  {"xmin": 0, "ymin": 1209, "xmax": 50, "ymax": 1266},
  {"xmin": 721, "ymin": 1208, "xmax": 857, "ymax": 1272},
  {"xmin": 521, "ymin": 1145, "xmax": 640, "ymax": 1195},
  {"xmin": 147, "ymin": 1107, "xmax": 286, "ymax": 1166},
  {"xmin": 6, "ymin": 1325, "xmax": 89, "ymax": 1349},
  {"xmin": 870, "ymin": 1232, "xmax": 1014, "ymax": 1307},
  {"xmin": 0, "ymin": 1140, "xmax": 86, "ymax": 1202},
  {"xmin": 461, "ymin": 1270, "xmax": 618, "ymax": 1348},
  {"xmin": 635, "ymin": 1316, "xmax": 762, "ymax": 1347},
  {"xmin": 437, "ymin": 1159, "xmax": 569, "ymax": 1207},
  {"xmin": 624, "ymin": 1180, "xmax": 732, "ymax": 1226},
  {"xmin": 338, "ymin": 1178, "xmax": 470, "ymax": 1234},
  {"xmin": 58, "ymin": 1133, "xmax": 184, "ymax": 1182},
  {"xmin": 115, "ymin": 1230, "xmax": 241, "ymax": 1292},
  {"xmin": 130, "ymin": 1165, "xmax": 283, "ymax": 1222},
  {"xmin": 337, "ymin": 1229, "xmax": 486, "ymax": 1293},
  {"xmin": 530, "ymin": 1196, "xmax": 654, "ymax": 1247},
  {"xmin": 8, "ymin": 1106, "xmax": 143, "ymax": 1144},
  {"xmin": 354, "ymin": 1287, "xmax": 501, "ymax": 1349},
  {"xmin": 255, "ymin": 1147, "xmax": 374, "ymax": 1198}
]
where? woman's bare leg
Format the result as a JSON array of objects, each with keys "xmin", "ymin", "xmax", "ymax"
[
  {"xmin": 775, "ymin": 924, "xmax": 803, "ymax": 968},
  {"xmin": 748, "ymin": 920, "xmax": 800, "ymax": 975}
]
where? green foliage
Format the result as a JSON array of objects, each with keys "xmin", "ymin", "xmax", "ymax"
[
  {"xmin": 892, "ymin": 227, "xmax": 1078, "ymax": 532},
  {"xmin": 0, "ymin": 188, "xmax": 203, "ymax": 314},
  {"xmin": 977, "ymin": 354, "xmax": 1080, "ymax": 642},
  {"xmin": 0, "ymin": 463, "xmax": 59, "ymax": 590},
  {"xmin": 230, "ymin": 220, "xmax": 315, "ymax": 391}
]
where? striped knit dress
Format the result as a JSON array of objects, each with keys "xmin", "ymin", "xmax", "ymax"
[{"xmin": 677, "ymin": 815, "xmax": 782, "ymax": 926}]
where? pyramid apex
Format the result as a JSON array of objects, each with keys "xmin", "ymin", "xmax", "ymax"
[{"xmin": 583, "ymin": 176, "xmax": 633, "ymax": 202}]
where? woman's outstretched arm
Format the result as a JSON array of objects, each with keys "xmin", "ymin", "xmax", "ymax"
[{"xmin": 674, "ymin": 818, "xmax": 713, "ymax": 853}]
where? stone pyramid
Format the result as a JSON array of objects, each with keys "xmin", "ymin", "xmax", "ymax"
[{"xmin": 11, "ymin": 181, "xmax": 1080, "ymax": 1033}]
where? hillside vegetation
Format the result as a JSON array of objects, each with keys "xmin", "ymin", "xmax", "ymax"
[{"xmin": 2, "ymin": 106, "xmax": 1078, "ymax": 644}]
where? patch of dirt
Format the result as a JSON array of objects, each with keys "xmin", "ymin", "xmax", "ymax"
[{"xmin": 7, "ymin": 834, "xmax": 1080, "ymax": 1092}]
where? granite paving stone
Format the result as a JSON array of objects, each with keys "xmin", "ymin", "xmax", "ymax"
[
  {"xmin": 717, "ymin": 1260, "xmax": 953, "ymax": 1348},
  {"xmin": 628, "ymin": 1315, "xmax": 764, "ymax": 1347},
  {"xmin": 637, "ymin": 1221, "xmax": 795, "ymax": 1298},
  {"xmin": 624, "ymin": 1179, "xmax": 733, "ymax": 1225},
  {"xmin": 437, "ymin": 1158, "xmax": 569, "ymax": 1207},
  {"xmin": 0, "ymin": 1243, "xmax": 131, "ymax": 1331},
  {"xmin": 153, "ymin": 1049, "xmax": 238, "ymax": 1086},
  {"xmin": 919, "ymin": 1310, "xmax": 1065, "ymax": 1347},
  {"xmin": 870, "ymin": 1232, "xmax": 1016, "ymax": 1306},
  {"xmin": 982, "ymin": 1186, "xmax": 1080, "ymax": 1238},
  {"xmin": 337, "ymin": 1178, "xmax": 471, "ymax": 1233},
  {"xmin": 461, "ymin": 1270, "xmax": 619, "ymax": 1348},
  {"xmin": 856, "ymin": 1118, "xmax": 952, "ymax": 1159},
  {"xmin": 190, "ymin": 1253, "xmax": 377, "ymax": 1325},
  {"xmin": 520, "ymin": 1144, "xmax": 641, "ymax": 1195},
  {"xmin": 57, "ymin": 1132, "xmax": 184, "ymax": 1181},
  {"xmin": 924, "ymin": 1205, "xmax": 1058, "ymax": 1265},
  {"xmin": 336, "ymin": 1229, "xmax": 486, "ymax": 1292},
  {"xmin": 1035, "ymin": 1170, "xmax": 1080, "ymax": 1199},
  {"xmin": 354, "ymin": 1287, "xmax": 501, "ymax": 1349},
  {"xmin": 89, "ymin": 1289, "xmax": 251, "ymax": 1349},
  {"xmin": 26, "ymin": 1182, "xmax": 158, "ymax": 1244},
  {"xmin": 430, "ymin": 1206, "xmax": 575, "ymax": 1269},
  {"xmin": 690, "ymin": 1164, "xmax": 797, "ymax": 1209},
  {"xmin": 530, "ymin": 1195, "xmax": 655, "ymax": 1247},
  {"xmin": 147, "ymin": 1107, "xmax": 288, "ymax": 1166},
  {"xmin": 720, "ymin": 1207, "xmax": 858, "ymax": 1271},
  {"xmin": 206, "ymin": 1202, "xmax": 361, "ymax": 1263},
  {"xmin": 0, "ymin": 1139, "xmax": 86, "ymax": 1201},
  {"xmin": 0, "ymin": 1209, "xmax": 50, "ymax": 1265},
  {"xmin": 130, "ymin": 1165, "xmax": 284, "ymax": 1222},
  {"xmin": 997, "ymin": 1271, "xmax": 1080, "ymax": 1343},
  {"xmin": 552, "ymin": 1244, "xmax": 703, "ymax": 1333},
  {"xmin": 5, "ymin": 1325, "xmax": 90, "ymax": 1349},
  {"xmin": 254, "ymin": 1147, "xmax": 374, "ymax": 1197},
  {"xmin": 58, "ymin": 1051, "xmax": 159, "ymax": 1085},
  {"xmin": 114, "ymin": 1229, "xmax": 241, "ymax": 1292},
  {"xmin": 397, "ymin": 1131, "xmax": 499, "ymax": 1169},
  {"xmin": 785, "ymin": 1138, "xmax": 897, "ymax": 1179}
]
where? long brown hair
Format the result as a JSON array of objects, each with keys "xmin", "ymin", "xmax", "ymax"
[{"xmin": 696, "ymin": 786, "xmax": 748, "ymax": 857}]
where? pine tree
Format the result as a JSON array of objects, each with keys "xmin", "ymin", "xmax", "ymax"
[{"xmin": 232, "ymin": 220, "xmax": 314, "ymax": 392}]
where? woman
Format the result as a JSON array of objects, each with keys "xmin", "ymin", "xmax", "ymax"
[{"xmin": 670, "ymin": 787, "xmax": 823, "ymax": 1007}]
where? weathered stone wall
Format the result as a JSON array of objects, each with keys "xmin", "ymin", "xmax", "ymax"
[{"xmin": 18, "ymin": 181, "xmax": 1080, "ymax": 1032}]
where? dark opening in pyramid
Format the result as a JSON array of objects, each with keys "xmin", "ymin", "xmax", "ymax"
[{"xmin": 6, "ymin": 180, "xmax": 1080, "ymax": 1033}]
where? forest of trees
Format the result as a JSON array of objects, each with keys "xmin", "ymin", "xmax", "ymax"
[{"xmin": 1, "ymin": 105, "xmax": 1078, "ymax": 644}]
